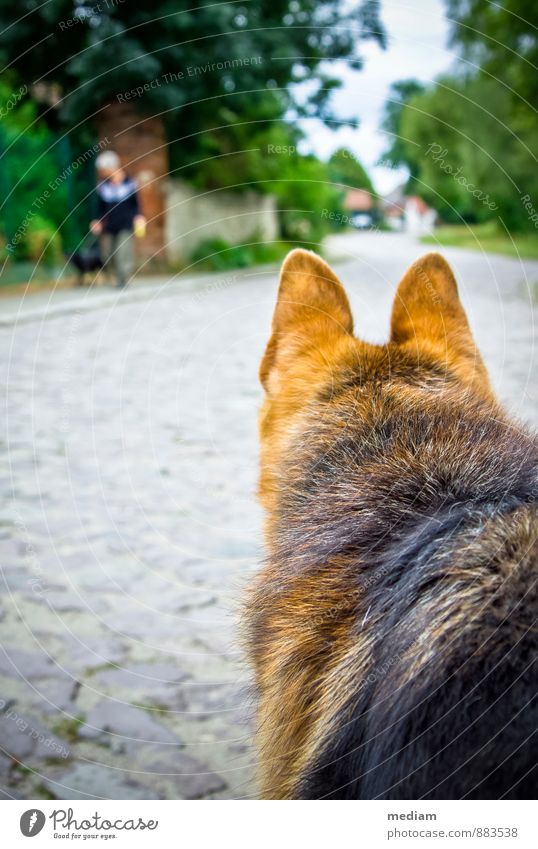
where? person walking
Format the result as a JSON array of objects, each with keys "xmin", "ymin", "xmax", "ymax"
[{"xmin": 90, "ymin": 151, "xmax": 146, "ymax": 288}]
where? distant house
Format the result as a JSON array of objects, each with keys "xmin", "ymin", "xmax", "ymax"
[
  {"xmin": 382, "ymin": 185, "xmax": 406, "ymax": 230},
  {"xmin": 381, "ymin": 186, "xmax": 436, "ymax": 235},
  {"xmin": 404, "ymin": 195, "xmax": 437, "ymax": 235},
  {"xmin": 344, "ymin": 189, "xmax": 375, "ymax": 213},
  {"xmin": 343, "ymin": 189, "xmax": 377, "ymax": 229}
]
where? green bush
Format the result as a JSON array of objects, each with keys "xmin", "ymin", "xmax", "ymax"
[
  {"xmin": 270, "ymin": 154, "xmax": 343, "ymax": 246},
  {"xmin": 15, "ymin": 215, "xmax": 63, "ymax": 265},
  {"xmin": 189, "ymin": 237, "xmax": 290, "ymax": 272}
]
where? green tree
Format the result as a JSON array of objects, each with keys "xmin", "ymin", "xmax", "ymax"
[
  {"xmin": 0, "ymin": 1, "xmax": 386, "ymax": 188},
  {"xmin": 271, "ymin": 151, "xmax": 342, "ymax": 243},
  {"xmin": 441, "ymin": 0, "xmax": 538, "ymax": 228},
  {"xmin": 327, "ymin": 147, "xmax": 374, "ymax": 193},
  {"xmin": 379, "ymin": 0, "xmax": 538, "ymax": 232},
  {"xmin": 445, "ymin": 0, "xmax": 538, "ymax": 104},
  {"xmin": 379, "ymin": 79, "xmax": 425, "ymax": 177},
  {"xmin": 0, "ymin": 75, "xmax": 68, "ymax": 261},
  {"xmin": 382, "ymin": 73, "xmax": 538, "ymax": 229}
]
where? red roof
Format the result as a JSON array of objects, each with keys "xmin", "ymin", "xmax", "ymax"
[
  {"xmin": 406, "ymin": 195, "xmax": 432, "ymax": 214},
  {"xmin": 344, "ymin": 189, "xmax": 374, "ymax": 211}
]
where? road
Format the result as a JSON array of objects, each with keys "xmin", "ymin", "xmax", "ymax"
[{"xmin": 1, "ymin": 231, "xmax": 537, "ymax": 799}]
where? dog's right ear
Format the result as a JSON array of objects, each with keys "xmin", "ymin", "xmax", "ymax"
[{"xmin": 260, "ymin": 249, "xmax": 353, "ymax": 393}]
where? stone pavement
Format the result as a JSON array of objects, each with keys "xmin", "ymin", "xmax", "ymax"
[{"xmin": 1, "ymin": 232, "xmax": 537, "ymax": 799}]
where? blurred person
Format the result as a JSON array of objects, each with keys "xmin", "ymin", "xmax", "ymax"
[{"xmin": 90, "ymin": 150, "xmax": 146, "ymax": 288}]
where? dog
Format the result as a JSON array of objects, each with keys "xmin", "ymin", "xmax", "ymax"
[
  {"xmin": 65, "ymin": 243, "xmax": 103, "ymax": 286},
  {"xmin": 245, "ymin": 248, "xmax": 538, "ymax": 799}
]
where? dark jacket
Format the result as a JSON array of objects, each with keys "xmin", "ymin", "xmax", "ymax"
[{"xmin": 96, "ymin": 176, "xmax": 140, "ymax": 234}]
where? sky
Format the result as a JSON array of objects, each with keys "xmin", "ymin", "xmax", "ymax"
[{"xmin": 302, "ymin": 0, "xmax": 456, "ymax": 195}]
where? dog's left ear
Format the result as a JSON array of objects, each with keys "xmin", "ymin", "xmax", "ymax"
[
  {"xmin": 260, "ymin": 249, "xmax": 353, "ymax": 391},
  {"xmin": 390, "ymin": 252, "xmax": 491, "ymax": 391}
]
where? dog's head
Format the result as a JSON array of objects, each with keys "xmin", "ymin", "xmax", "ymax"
[{"xmin": 258, "ymin": 248, "xmax": 494, "ymax": 510}]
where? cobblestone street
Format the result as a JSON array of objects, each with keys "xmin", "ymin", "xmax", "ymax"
[{"xmin": 1, "ymin": 232, "xmax": 537, "ymax": 799}]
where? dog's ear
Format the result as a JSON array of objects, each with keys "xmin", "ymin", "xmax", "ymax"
[
  {"xmin": 260, "ymin": 249, "xmax": 353, "ymax": 392},
  {"xmin": 390, "ymin": 252, "xmax": 490, "ymax": 389}
]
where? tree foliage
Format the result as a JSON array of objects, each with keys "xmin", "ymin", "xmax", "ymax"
[
  {"xmin": 0, "ymin": 0, "xmax": 386, "ymax": 185},
  {"xmin": 0, "ymin": 76, "xmax": 69, "ymax": 260},
  {"xmin": 327, "ymin": 147, "xmax": 375, "ymax": 194},
  {"xmin": 445, "ymin": 0, "xmax": 538, "ymax": 103},
  {"xmin": 380, "ymin": 79, "xmax": 425, "ymax": 175},
  {"xmin": 380, "ymin": 3, "xmax": 538, "ymax": 231}
]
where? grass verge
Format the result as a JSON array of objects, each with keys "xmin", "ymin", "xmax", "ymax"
[{"xmin": 421, "ymin": 222, "xmax": 538, "ymax": 260}]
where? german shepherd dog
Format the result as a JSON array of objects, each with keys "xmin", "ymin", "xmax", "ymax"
[{"xmin": 246, "ymin": 249, "xmax": 538, "ymax": 799}]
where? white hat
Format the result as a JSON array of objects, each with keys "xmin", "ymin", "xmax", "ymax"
[{"xmin": 96, "ymin": 150, "xmax": 121, "ymax": 170}]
